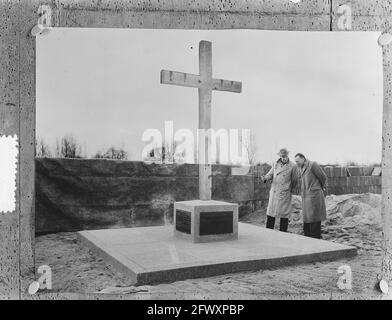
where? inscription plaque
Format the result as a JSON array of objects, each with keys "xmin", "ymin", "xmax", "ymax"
[
  {"xmin": 199, "ymin": 211, "xmax": 233, "ymax": 236},
  {"xmin": 175, "ymin": 209, "xmax": 191, "ymax": 234}
]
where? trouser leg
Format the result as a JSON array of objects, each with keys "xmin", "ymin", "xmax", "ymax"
[
  {"xmin": 309, "ymin": 221, "xmax": 322, "ymax": 239},
  {"xmin": 303, "ymin": 223, "xmax": 310, "ymax": 237},
  {"xmin": 279, "ymin": 218, "xmax": 289, "ymax": 232},
  {"xmin": 266, "ymin": 215, "xmax": 276, "ymax": 229},
  {"xmin": 303, "ymin": 222, "xmax": 321, "ymax": 239}
]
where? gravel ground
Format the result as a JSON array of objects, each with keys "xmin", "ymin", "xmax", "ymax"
[{"xmin": 35, "ymin": 194, "xmax": 386, "ymax": 298}]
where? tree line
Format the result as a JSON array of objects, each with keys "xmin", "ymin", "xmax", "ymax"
[{"xmin": 36, "ymin": 135, "xmax": 129, "ymax": 160}]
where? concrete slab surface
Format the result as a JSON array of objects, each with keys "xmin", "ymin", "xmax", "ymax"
[{"xmin": 78, "ymin": 223, "xmax": 357, "ymax": 285}]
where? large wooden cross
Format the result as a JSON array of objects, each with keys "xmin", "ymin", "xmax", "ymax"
[{"xmin": 160, "ymin": 40, "xmax": 242, "ymax": 200}]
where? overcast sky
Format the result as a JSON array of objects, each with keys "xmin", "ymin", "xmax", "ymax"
[{"xmin": 37, "ymin": 29, "xmax": 383, "ymax": 165}]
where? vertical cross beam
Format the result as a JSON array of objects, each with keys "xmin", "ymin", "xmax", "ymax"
[
  {"xmin": 198, "ymin": 41, "xmax": 213, "ymax": 200},
  {"xmin": 160, "ymin": 40, "xmax": 242, "ymax": 201}
]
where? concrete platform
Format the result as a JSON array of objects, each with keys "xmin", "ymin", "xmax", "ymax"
[{"xmin": 78, "ymin": 223, "xmax": 357, "ymax": 286}]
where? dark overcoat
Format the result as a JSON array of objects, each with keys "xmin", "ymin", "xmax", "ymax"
[{"xmin": 300, "ymin": 160, "xmax": 327, "ymax": 223}]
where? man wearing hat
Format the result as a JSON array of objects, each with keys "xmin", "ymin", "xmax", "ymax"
[{"xmin": 261, "ymin": 148, "xmax": 299, "ymax": 232}]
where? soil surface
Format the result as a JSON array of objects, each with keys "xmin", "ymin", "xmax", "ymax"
[{"xmin": 35, "ymin": 193, "xmax": 387, "ymax": 298}]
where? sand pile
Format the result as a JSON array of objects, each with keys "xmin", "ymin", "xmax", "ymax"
[{"xmin": 291, "ymin": 193, "xmax": 382, "ymax": 229}]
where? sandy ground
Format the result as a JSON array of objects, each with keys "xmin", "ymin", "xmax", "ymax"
[{"xmin": 35, "ymin": 193, "xmax": 386, "ymax": 298}]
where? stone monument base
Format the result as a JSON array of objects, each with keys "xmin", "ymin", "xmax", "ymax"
[{"xmin": 174, "ymin": 200, "xmax": 238, "ymax": 243}]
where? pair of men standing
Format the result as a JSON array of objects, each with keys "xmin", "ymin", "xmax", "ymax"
[{"xmin": 262, "ymin": 149, "xmax": 327, "ymax": 239}]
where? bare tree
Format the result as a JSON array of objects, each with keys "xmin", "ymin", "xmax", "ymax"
[
  {"xmin": 55, "ymin": 135, "xmax": 82, "ymax": 159},
  {"xmin": 164, "ymin": 141, "xmax": 182, "ymax": 163},
  {"xmin": 94, "ymin": 147, "xmax": 128, "ymax": 160},
  {"xmin": 240, "ymin": 132, "xmax": 258, "ymax": 165},
  {"xmin": 146, "ymin": 141, "xmax": 183, "ymax": 163},
  {"xmin": 35, "ymin": 137, "xmax": 51, "ymax": 158}
]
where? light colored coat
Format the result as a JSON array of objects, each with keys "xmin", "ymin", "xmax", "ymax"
[
  {"xmin": 265, "ymin": 160, "xmax": 299, "ymax": 219},
  {"xmin": 300, "ymin": 160, "xmax": 327, "ymax": 223}
]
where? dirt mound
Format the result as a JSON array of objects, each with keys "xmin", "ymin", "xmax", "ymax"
[{"xmin": 291, "ymin": 193, "xmax": 381, "ymax": 229}]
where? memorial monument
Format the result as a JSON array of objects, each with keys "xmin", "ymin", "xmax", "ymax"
[
  {"xmin": 160, "ymin": 40, "xmax": 241, "ymax": 243},
  {"xmin": 78, "ymin": 40, "xmax": 356, "ymax": 286}
]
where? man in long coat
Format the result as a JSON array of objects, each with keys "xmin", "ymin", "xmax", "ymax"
[
  {"xmin": 294, "ymin": 153, "xmax": 327, "ymax": 239},
  {"xmin": 262, "ymin": 148, "xmax": 299, "ymax": 232}
]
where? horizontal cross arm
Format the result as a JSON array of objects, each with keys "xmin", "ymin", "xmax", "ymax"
[
  {"xmin": 161, "ymin": 70, "xmax": 201, "ymax": 88},
  {"xmin": 212, "ymin": 78, "xmax": 242, "ymax": 93}
]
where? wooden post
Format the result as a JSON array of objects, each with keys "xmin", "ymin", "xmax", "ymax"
[{"xmin": 198, "ymin": 41, "xmax": 213, "ymax": 200}]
